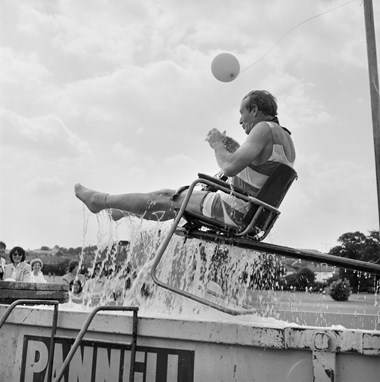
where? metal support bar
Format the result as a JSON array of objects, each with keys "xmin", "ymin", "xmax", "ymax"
[
  {"xmin": 185, "ymin": 230, "xmax": 380, "ymax": 276},
  {"xmin": 129, "ymin": 308, "xmax": 138, "ymax": 382},
  {"xmin": 363, "ymin": 0, "xmax": 380, "ymax": 231},
  {"xmin": 0, "ymin": 299, "xmax": 59, "ymax": 382},
  {"xmin": 54, "ymin": 306, "xmax": 138, "ymax": 382}
]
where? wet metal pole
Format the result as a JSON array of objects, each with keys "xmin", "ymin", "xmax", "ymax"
[{"xmin": 363, "ymin": 0, "xmax": 380, "ymax": 230}]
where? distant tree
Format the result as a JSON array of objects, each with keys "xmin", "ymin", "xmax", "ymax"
[
  {"xmin": 83, "ymin": 245, "xmax": 97, "ymax": 253},
  {"xmin": 329, "ymin": 231, "xmax": 380, "ymax": 292},
  {"xmin": 284, "ymin": 272, "xmax": 298, "ymax": 290},
  {"xmin": 283, "ymin": 267, "xmax": 315, "ymax": 291},
  {"xmin": 296, "ymin": 267, "xmax": 315, "ymax": 290},
  {"xmin": 284, "ymin": 267, "xmax": 315, "ymax": 291},
  {"xmin": 329, "ymin": 279, "xmax": 350, "ymax": 301},
  {"xmin": 40, "ymin": 246, "xmax": 50, "ymax": 251},
  {"xmin": 42, "ymin": 257, "xmax": 70, "ymax": 276}
]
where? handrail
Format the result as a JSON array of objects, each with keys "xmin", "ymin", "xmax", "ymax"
[
  {"xmin": 0, "ymin": 299, "xmax": 59, "ymax": 382},
  {"xmin": 54, "ymin": 306, "xmax": 139, "ymax": 382}
]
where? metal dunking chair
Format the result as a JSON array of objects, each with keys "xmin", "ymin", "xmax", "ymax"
[{"xmin": 151, "ymin": 163, "xmax": 298, "ymax": 315}]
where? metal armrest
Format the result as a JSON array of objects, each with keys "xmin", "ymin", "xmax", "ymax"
[
  {"xmin": 197, "ymin": 175, "xmax": 278, "ymax": 210},
  {"xmin": 198, "ymin": 173, "xmax": 249, "ymax": 196},
  {"xmin": 194, "ymin": 174, "xmax": 280, "ymax": 238},
  {"xmin": 198, "ymin": 173, "xmax": 278, "ymax": 210}
]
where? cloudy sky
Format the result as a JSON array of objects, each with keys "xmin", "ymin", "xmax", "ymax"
[{"xmin": 0, "ymin": 0, "xmax": 379, "ymax": 252}]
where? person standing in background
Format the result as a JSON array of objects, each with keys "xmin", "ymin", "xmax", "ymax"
[
  {"xmin": 0, "ymin": 241, "xmax": 6, "ymax": 281},
  {"xmin": 62, "ymin": 259, "xmax": 86, "ymax": 293},
  {"xmin": 3, "ymin": 246, "xmax": 31, "ymax": 282},
  {"xmin": 30, "ymin": 258, "xmax": 47, "ymax": 283}
]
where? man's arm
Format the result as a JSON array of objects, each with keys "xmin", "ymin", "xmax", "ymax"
[{"xmin": 207, "ymin": 122, "xmax": 272, "ymax": 177}]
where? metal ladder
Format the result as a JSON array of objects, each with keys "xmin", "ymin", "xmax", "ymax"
[
  {"xmin": 1, "ymin": 301, "xmax": 139, "ymax": 382},
  {"xmin": 54, "ymin": 305, "xmax": 139, "ymax": 382},
  {"xmin": 0, "ymin": 299, "xmax": 59, "ymax": 382}
]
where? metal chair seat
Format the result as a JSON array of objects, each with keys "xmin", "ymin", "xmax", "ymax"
[{"xmin": 181, "ymin": 163, "xmax": 297, "ymax": 240}]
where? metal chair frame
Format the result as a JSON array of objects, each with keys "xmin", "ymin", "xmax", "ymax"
[{"xmin": 151, "ymin": 168, "xmax": 297, "ymax": 315}]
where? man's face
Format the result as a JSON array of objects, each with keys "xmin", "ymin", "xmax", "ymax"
[{"xmin": 239, "ymin": 98, "xmax": 256, "ymax": 135}]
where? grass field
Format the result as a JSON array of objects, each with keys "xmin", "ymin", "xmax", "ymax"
[
  {"xmin": 250, "ymin": 290, "xmax": 379, "ymax": 314},
  {"xmin": 247, "ymin": 290, "xmax": 380, "ymax": 330}
]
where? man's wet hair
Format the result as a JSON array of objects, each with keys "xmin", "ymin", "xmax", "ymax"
[{"xmin": 243, "ymin": 90, "xmax": 278, "ymax": 117}]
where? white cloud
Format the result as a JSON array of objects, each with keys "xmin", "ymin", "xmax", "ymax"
[
  {"xmin": 0, "ymin": 109, "xmax": 93, "ymax": 160},
  {"xmin": 163, "ymin": 154, "xmax": 195, "ymax": 167},
  {"xmin": 112, "ymin": 142, "xmax": 137, "ymax": 162},
  {"xmin": 27, "ymin": 176, "xmax": 64, "ymax": 195}
]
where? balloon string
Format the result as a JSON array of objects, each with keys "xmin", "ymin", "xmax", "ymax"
[{"xmin": 240, "ymin": 0, "xmax": 359, "ymax": 73}]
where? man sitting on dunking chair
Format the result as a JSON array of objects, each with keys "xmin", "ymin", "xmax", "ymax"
[{"xmin": 75, "ymin": 90, "xmax": 296, "ymax": 230}]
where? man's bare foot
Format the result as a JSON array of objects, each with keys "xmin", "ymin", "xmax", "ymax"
[{"xmin": 74, "ymin": 183, "xmax": 107, "ymax": 214}]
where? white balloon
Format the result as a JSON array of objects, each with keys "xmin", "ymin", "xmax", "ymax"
[{"xmin": 211, "ymin": 53, "xmax": 240, "ymax": 82}]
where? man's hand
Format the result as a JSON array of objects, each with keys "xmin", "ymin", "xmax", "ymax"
[
  {"xmin": 206, "ymin": 128, "xmax": 240, "ymax": 153},
  {"xmin": 225, "ymin": 136, "xmax": 240, "ymax": 153},
  {"xmin": 206, "ymin": 128, "xmax": 226, "ymax": 149}
]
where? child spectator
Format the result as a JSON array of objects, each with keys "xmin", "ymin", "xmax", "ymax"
[{"xmin": 62, "ymin": 259, "xmax": 86, "ymax": 294}]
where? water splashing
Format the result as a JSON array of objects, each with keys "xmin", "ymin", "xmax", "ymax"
[
  {"xmin": 70, "ymin": 211, "xmax": 380, "ymax": 330},
  {"xmin": 72, "ymin": 211, "xmax": 291, "ymax": 325}
]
